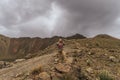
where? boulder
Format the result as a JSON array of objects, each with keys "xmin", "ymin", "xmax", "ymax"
[
  {"xmin": 15, "ymin": 72, "xmax": 23, "ymax": 78},
  {"xmin": 86, "ymin": 59, "xmax": 91, "ymax": 66},
  {"xmin": 65, "ymin": 57, "xmax": 73, "ymax": 64},
  {"xmin": 86, "ymin": 67, "xmax": 94, "ymax": 74},
  {"xmin": 54, "ymin": 58, "xmax": 59, "ymax": 64},
  {"xmin": 14, "ymin": 59, "xmax": 26, "ymax": 63},
  {"xmin": 109, "ymin": 56, "xmax": 119, "ymax": 63},
  {"xmin": 50, "ymin": 72, "xmax": 62, "ymax": 80},
  {"xmin": 25, "ymin": 54, "xmax": 33, "ymax": 59},
  {"xmin": 88, "ymin": 52, "xmax": 95, "ymax": 55},
  {"xmin": 55, "ymin": 63, "xmax": 71, "ymax": 73},
  {"xmin": 38, "ymin": 72, "xmax": 51, "ymax": 80}
]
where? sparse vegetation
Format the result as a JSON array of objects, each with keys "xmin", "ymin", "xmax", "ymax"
[
  {"xmin": 30, "ymin": 65, "xmax": 43, "ymax": 75},
  {"xmin": 30, "ymin": 65, "xmax": 44, "ymax": 80},
  {"xmin": 0, "ymin": 34, "xmax": 120, "ymax": 80},
  {"xmin": 99, "ymin": 70, "xmax": 114, "ymax": 80},
  {"xmin": 61, "ymin": 74, "xmax": 74, "ymax": 80}
]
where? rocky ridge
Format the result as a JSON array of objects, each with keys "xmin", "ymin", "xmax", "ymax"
[{"xmin": 0, "ymin": 34, "xmax": 120, "ymax": 80}]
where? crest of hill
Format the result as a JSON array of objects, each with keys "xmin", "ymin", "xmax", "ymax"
[
  {"xmin": 66, "ymin": 33, "xmax": 86, "ymax": 39},
  {"xmin": 94, "ymin": 34, "xmax": 118, "ymax": 39}
]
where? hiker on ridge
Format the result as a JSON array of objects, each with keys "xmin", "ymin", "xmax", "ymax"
[
  {"xmin": 56, "ymin": 38, "xmax": 66, "ymax": 61},
  {"xmin": 57, "ymin": 38, "xmax": 65, "ymax": 53}
]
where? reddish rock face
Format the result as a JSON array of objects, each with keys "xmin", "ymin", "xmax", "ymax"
[
  {"xmin": 0, "ymin": 36, "xmax": 58, "ymax": 60},
  {"xmin": 0, "ymin": 34, "xmax": 86, "ymax": 60}
]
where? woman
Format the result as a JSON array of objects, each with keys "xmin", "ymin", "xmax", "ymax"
[{"xmin": 56, "ymin": 38, "xmax": 66, "ymax": 62}]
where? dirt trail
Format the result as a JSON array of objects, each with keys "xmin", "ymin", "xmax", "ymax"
[{"xmin": 0, "ymin": 52, "xmax": 57, "ymax": 80}]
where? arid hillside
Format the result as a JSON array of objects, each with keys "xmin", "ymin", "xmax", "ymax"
[
  {"xmin": 0, "ymin": 34, "xmax": 120, "ymax": 80},
  {"xmin": 0, "ymin": 34, "xmax": 86, "ymax": 61}
]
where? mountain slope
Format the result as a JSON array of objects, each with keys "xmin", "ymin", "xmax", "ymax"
[
  {"xmin": 0, "ymin": 34, "xmax": 86, "ymax": 61},
  {"xmin": 0, "ymin": 36, "xmax": 120, "ymax": 80},
  {"xmin": 0, "ymin": 52, "xmax": 56, "ymax": 80},
  {"xmin": 0, "ymin": 35, "xmax": 10, "ymax": 60},
  {"xmin": 0, "ymin": 36, "xmax": 59, "ymax": 61}
]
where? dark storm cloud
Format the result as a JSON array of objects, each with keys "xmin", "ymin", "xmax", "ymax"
[
  {"xmin": 0, "ymin": 0, "xmax": 55, "ymax": 37},
  {"xmin": 0, "ymin": 0, "xmax": 54, "ymax": 27},
  {"xmin": 0, "ymin": 0, "xmax": 120, "ymax": 38},
  {"xmin": 53, "ymin": 0, "xmax": 120, "ymax": 37},
  {"xmin": 17, "ymin": 17, "xmax": 52, "ymax": 37}
]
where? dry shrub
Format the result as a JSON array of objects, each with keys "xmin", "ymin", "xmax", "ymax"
[
  {"xmin": 99, "ymin": 70, "xmax": 114, "ymax": 80},
  {"xmin": 30, "ymin": 65, "xmax": 43, "ymax": 76}
]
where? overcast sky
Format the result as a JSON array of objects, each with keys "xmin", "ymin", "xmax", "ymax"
[{"xmin": 0, "ymin": 0, "xmax": 120, "ymax": 38}]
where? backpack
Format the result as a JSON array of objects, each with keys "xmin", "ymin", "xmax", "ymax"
[{"xmin": 57, "ymin": 41, "xmax": 64, "ymax": 49}]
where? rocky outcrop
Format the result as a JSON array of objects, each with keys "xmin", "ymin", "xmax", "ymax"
[
  {"xmin": 109, "ymin": 56, "xmax": 119, "ymax": 63},
  {"xmin": 55, "ymin": 63, "xmax": 71, "ymax": 73},
  {"xmin": 38, "ymin": 72, "xmax": 51, "ymax": 80},
  {"xmin": 0, "ymin": 61, "xmax": 12, "ymax": 69},
  {"xmin": 14, "ymin": 59, "xmax": 26, "ymax": 63}
]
